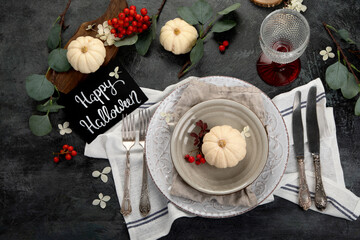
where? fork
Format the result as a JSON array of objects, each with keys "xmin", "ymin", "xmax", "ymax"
[
  {"xmin": 120, "ymin": 113, "xmax": 136, "ymax": 216},
  {"xmin": 139, "ymin": 109, "xmax": 151, "ymax": 217}
]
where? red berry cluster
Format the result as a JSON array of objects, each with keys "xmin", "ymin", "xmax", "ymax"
[
  {"xmin": 107, "ymin": 5, "xmax": 151, "ymax": 38},
  {"xmin": 53, "ymin": 144, "xmax": 77, "ymax": 163},
  {"xmin": 219, "ymin": 40, "xmax": 229, "ymax": 53},
  {"xmin": 184, "ymin": 153, "xmax": 206, "ymax": 165}
]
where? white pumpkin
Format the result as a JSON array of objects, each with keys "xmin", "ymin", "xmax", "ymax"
[
  {"xmin": 67, "ymin": 36, "xmax": 106, "ymax": 74},
  {"xmin": 202, "ymin": 125, "xmax": 246, "ymax": 168},
  {"xmin": 159, "ymin": 18, "xmax": 198, "ymax": 55}
]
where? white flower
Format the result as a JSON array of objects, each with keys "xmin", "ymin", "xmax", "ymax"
[
  {"xmin": 241, "ymin": 126, "xmax": 251, "ymax": 138},
  {"xmin": 320, "ymin": 46, "xmax": 335, "ymax": 61},
  {"xmin": 109, "ymin": 66, "xmax": 121, "ymax": 79},
  {"xmin": 284, "ymin": 0, "xmax": 307, "ymax": 12},
  {"xmin": 86, "ymin": 23, "xmax": 96, "ymax": 31},
  {"xmin": 96, "ymin": 21, "xmax": 120, "ymax": 46},
  {"xmin": 92, "ymin": 166, "xmax": 112, "ymax": 183},
  {"xmin": 92, "ymin": 193, "xmax": 111, "ymax": 209},
  {"xmin": 58, "ymin": 121, "xmax": 72, "ymax": 135}
]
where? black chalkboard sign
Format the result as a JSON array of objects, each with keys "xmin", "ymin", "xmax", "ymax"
[{"xmin": 63, "ymin": 60, "xmax": 148, "ymax": 143}]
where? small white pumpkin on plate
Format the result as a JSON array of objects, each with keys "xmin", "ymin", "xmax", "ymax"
[
  {"xmin": 67, "ymin": 36, "xmax": 106, "ymax": 74},
  {"xmin": 202, "ymin": 125, "xmax": 247, "ymax": 168},
  {"xmin": 159, "ymin": 18, "xmax": 198, "ymax": 55}
]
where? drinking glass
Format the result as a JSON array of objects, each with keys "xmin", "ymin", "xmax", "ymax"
[{"xmin": 256, "ymin": 9, "xmax": 310, "ymax": 86}]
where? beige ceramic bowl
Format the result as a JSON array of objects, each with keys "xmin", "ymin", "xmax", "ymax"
[{"xmin": 170, "ymin": 99, "xmax": 269, "ymax": 195}]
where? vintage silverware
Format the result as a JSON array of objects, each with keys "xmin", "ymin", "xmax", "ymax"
[
  {"xmin": 120, "ymin": 113, "xmax": 136, "ymax": 216},
  {"xmin": 139, "ymin": 109, "xmax": 151, "ymax": 217},
  {"xmin": 306, "ymin": 86, "xmax": 327, "ymax": 210},
  {"xmin": 292, "ymin": 91, "xmax": 312, "ymax": 210}
]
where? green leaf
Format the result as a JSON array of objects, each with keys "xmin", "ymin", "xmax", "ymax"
[
  {"xmin": 337, "ymin": 29, "xmax": 356, "ymax": 44},
  {"xmin": 26, "ymin": 74, "xmax": 54, "ymax": 101},
  {"xmin": 190, "ymin": 39, "xmax": 204, "ymax": 65},
  {"xmin": 177, "ymin": 6, "xmax": 199, "ymax": 25},
  {"xmin": 114, "ymin": 34, "xmax": 138, "ymax": 47},
  {"xmin": 217, "ymin": 3, "xmax": 241, "ymax": 15},
  {"xmin": 192, "ymin": 0, "xmax": 213, "ymax": 24},
  {"xmin": 341, "ymin": 72, "xmax": 360, "ymax": 99},
  {"xmin": 135, "ymin": 29, "xmax": 153, "ymax": 56},
  {"xmin": 355, "ymin": 97, "xmax": 360, "ymax": 116},
  {"xmin": 47, "ymin": 24, "xmax": 61, "ymax": 50},
  {"xmin": 325, "ymin": 62, "xmax": 348, "ymax": 90},
  {"xmin": 29, "ymin": 115, "xmax": 52, "ymax": 136},
  {"xmin": 37, "ymin": 100, "xmax": 65, "ymax": 113},
  {"xmin": 151, "ymin": 15, "xmax": 158, "ymax": 40},
  {"xmin": 211, "ymin": 20, "xmax": 236, "ymax": 33},
  {"xmin": 48, "ymin": 48, "xmax": 71, "ymax": 72}
]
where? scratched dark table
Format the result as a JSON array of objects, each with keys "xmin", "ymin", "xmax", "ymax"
[{"xmin": 1, "ymin": 0, "xmax": 359, "ymax": 239}]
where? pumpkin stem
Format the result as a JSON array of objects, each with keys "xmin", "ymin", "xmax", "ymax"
[
  {"xmin": 218, "ymin": 140, "xmax": 226, "ymax": 148},
  {"xmin": 174, "ymin": 28, "xmax": 181, "ymax": 35},
  {"xmin": 81, "ymin": 46, "xmax": 88, "ymax": 53}
]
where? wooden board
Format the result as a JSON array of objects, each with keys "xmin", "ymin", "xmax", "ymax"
[
  {"xmin": 250, "ymin": 0, "xmax": 283, "ymax": 8},
  {"xmin": 46, "ymin": 0, "xmax": 128, "ymax": 94}
]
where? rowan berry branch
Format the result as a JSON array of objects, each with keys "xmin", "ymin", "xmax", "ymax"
[
  {"xmin": 323, "ymin": 22, "xmax": 359, "ymax": 84},
  {"xmin": 155, "ymin": 0, "xmax": 167, "ymax": 19},
  {"xmin": 59, "ymin": 0, "xmax": 71, "ymax": 30}
]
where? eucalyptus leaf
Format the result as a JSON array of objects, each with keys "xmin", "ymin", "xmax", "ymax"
[
  {"xmin": 192, "ymin": 0, "xmax": 213, "ymax": 24},
  {"xmin": 341, "ymin": 72, "xmax": 360, "ymax": 99},
  {"xmin": 47, "ymin": 24, "xmax": 61, "ymax": 50},
  {"xmin": 48, "ymin": 48, "xmax": 71, "ymax": 72},
  {"xmin": 36, "ymin": 100, "xmax": 65, "ymax": 113},
  {"xmin": 217, "ymin": 3, "xmax": 241, "ymax": 15},
  {"xmin": 151, "ymin": 15, "xmax": 158, "ymax": 40},
  {"xmin": 29, "ymin": 115, "xmax": 52, "ymax": 136},
  {"xmin": 26, "ymin": 74, "xmax": 54, "ymax": 101},
  {"xmin": 135, "ymin": 28, "xmax": 153, "ymax": 56},
  {"xmin": 177, "ymin": 6, "xmax": 199, "ymax": 25},
  {"xmin": 355, "ymin": 97, "xmax": 360, "ymax": 116},
  {"xmin": 325, "ymin": 61, "xmax": 348, "ymax": 90},
  {"xmin": 211, "ymin": 20, "xmax": 236, "ymax": 33},
  {"xmin": 190, "ymin": 39, "xmax": 204, "ymax": 65},
  {"xmin": 337, "ymin": 29, "xmax": 356, "ymax": 44},
  {"xmin": 114, "ymin": 34, "xmax": 138, "ymax": 47}
]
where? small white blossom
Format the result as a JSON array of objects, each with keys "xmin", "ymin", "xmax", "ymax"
[
  {"xmin": 86, "ymin": 23, "xmax": 96, "ymax": 31},
  {"xmin": 96, "ymin": 21, "xmax": 120, "ymax": 46},
  {"xmin": 58, "ymin": 121, "xmax": 72, "ymax": 135},
  {"xmin": 109, "ymin": 66, "xmax": 122, "ymax": 79},
  {"xmin": 320, "ymin": 46, "xmax": 335, "ymax": 61},
  {"xmin": 241, "ymin": 126, "xmax": 251, "ymax": 138},
  {"xmin": 92, "ymin": 166, "xmax": 112, "ymax": 183},
  {"xmin": 284, "ymin": 0, "xmax": 307, "ymax": 12},
  {"xmin": 92, "ymin": 193, "xmax": 111, "ymax": 209}
]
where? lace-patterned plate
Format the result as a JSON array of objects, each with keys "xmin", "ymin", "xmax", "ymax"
[{"xmin": 146, "ymin": 76, "xmax": 289, "ymax": 218}]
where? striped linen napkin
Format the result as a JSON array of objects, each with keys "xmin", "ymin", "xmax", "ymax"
[{"xmin": 84, "ymin": 77, "xmax": 360, "ymax": 240}]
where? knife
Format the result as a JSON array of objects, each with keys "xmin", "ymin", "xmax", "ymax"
[
  {"xmin": 306, "ymin": 86, "xmax": 327, "ymax": 210},
  {"xmin": 292, "ymin": 91, "xmax": 312, "ymax": 210}
]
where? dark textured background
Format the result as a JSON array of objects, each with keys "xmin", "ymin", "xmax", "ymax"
[{"xmin": 1, "ymin": 0, "xmax": 360, "ymax": 239}]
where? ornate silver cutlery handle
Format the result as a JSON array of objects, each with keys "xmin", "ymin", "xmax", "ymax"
[
  {"xmin": 139, "ymin": 152, "xmax": 151, "ymax": 216},
  {"xmin": 120, "ymin": 151, "xmax": 132, "ymax": 216},
  {"xmin": 297, "ymin": 156, "xmax": 311, "ymax": 210},
  {"xmin": 312, "ymin": 154, "xmax": 327, "ymax": 210}
]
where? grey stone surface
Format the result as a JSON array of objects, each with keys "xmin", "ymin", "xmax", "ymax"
[{"xmin": 0, "ymin": 0, "xmax": 359, "ymax": 239}]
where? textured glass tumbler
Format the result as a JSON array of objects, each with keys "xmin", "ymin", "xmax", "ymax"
[{"xmin": 256, "ymin": 9, "xmax": 310, "ymax": 86}]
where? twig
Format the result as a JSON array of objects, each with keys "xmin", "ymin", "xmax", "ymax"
[
  {"xmin": 178, "ymin": 60, "xmax": 191, "ymax": 78},
  {"xmin": 323, "ymin": 22, "xmax": 359, "ymax": 84},
  {"xmin": 59, "ymin": 0, "xmax": 71, "ymax": 30},
  {"xmin": 156, "ymin": 0, "xmax": 167, "ymax": 18}
]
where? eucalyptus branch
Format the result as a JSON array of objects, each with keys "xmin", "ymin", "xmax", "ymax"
[{"xmin": 323, "ymin": 22, "xmax": 359, "ymax": 84}]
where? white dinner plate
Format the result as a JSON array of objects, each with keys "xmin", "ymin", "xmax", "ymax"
[{"xmin": 146, "ymin": 76, "xmax": 289, "ymax": 218}]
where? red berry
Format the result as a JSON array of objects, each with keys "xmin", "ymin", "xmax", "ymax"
[
  {"xmin": 118, "ymin": 12, "xmax": 125, "ymax": 19},
  {"xmin": 200, "ymin": 158, "xmax": 206, "ymax": 164},
  {"xmin": 63, "ymin": 144, "xmax": 69, "ymax": 150},
  {"xmin": 118, "ymin": 34, "xmax": 124, "ymax": 38},
  {"xmin": 108, "ymin": 19, "xmax": 112, "ymax": 25},
  {"xmin": 135, "ymin": 14, "xmax": 141, "ymax": 21},
  {"xmin": 111, "ymin": 18, "xmax": 118, "ymax": 25},
  {"xmin": 132, "ymin": 21, "xmax": 137, "ymax": 27},
  {"xmin": 124, "ymin": 17, "xmax": 129, "ymax": 22},
  {"xmin": 138, "ymin": 28, "xmax": 143, "ymax": 33},
  {"xmin": 123, "ymin": 8, "xmax": 129, "ymax": 15},
  {"xmin": 118, "ymin": 20, "xmax": 124, "ymax": 26},
  {"xmin": 68, "ymin": 146, "xmax": 74, "ymax": 151},
  {"xmin": 121, "ymin": 29, "xmax": 126, "ymax": 35},
  {"xmin": 128, "ymin": 26, "xmax": 134, "ymax": 32},
  {"xmin": 219, "ymin": 45, "xmax": 226, "ymax": 52},
  {"xmin": 143, "ymin": 15, "xmax": 150, "ymax": 22},
  {"xmin": 129, "ymin": 5, "xmax": 136, "ymax": 11},
  {"xmin": 129, "ymin": 16, "xmax": 134, "ymax": 21},
  {"xmin": 223, "ymin": 40, "xmax": 229, "ymax": 47},
  {"xmin": 60, "ymin": 149, "xmax": 64, "ymax": 154},
  {"xmin": 111, "ymin": 28, "xmax": 116, "ymax": 34},
  {"xmin": 124, "ymin": 22, "xmax": 129, "ymax": 27},
  {"xmin": 184, "ymin": 154, "xmax": 190, "ymax": 159},
  {"xmin": 196, "ymin": 154, "xmax": 202, "ymax": 160},
  {"xmin": 142, "ymin": 24, "xmax": 148, "ymax": 30},
  {"xmin": 188, "ymin": 156, "xmax": 195, "ymax": 163},
  {"xmin": 137, "ymin": 22, "xmax": 142, "ymax": 27},
  {"xmin": 65, "ymin": 154, "xmax": 72, "ymax": 160},
  {"xmin": 129, "ymin": 9, "xmax": 135, "ymax": 16},
  {"xmin": 126, "ymin": 29, "xmax": 132, "ymax": 35},
  {"xmin": 54, "ymin": 156, "xmax": 59, "ymax": 163},
  {"xmin": 71, "ymin": 150, "xmax": 77, "ymax": 156},
  {"xmin": 140, "ymin": 8, "xmax": 148, "ymax": 16},
  {"xmin": 195, "ymin": 160, "xmax": 201, "ymax": 165}
]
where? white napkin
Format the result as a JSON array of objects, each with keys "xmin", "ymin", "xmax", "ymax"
[{"xmin": 85, "ymin": 77, "xmax": 360, "ymax": 240}]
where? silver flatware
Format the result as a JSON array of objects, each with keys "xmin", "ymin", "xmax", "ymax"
[
  {"xmin": 139, "ymin": 109, "xmax": 151, "ymax": 217},
  {"xmin": 306, "ymin": 86, "xmax": 327, "ymax": 210},
  {"xmin": 292, "ymin": 91, "xmax": 312, "ymax": 210},
  {"xmin": 120, "ymin": 113, "xmax": 136, "ymax": 216}
]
